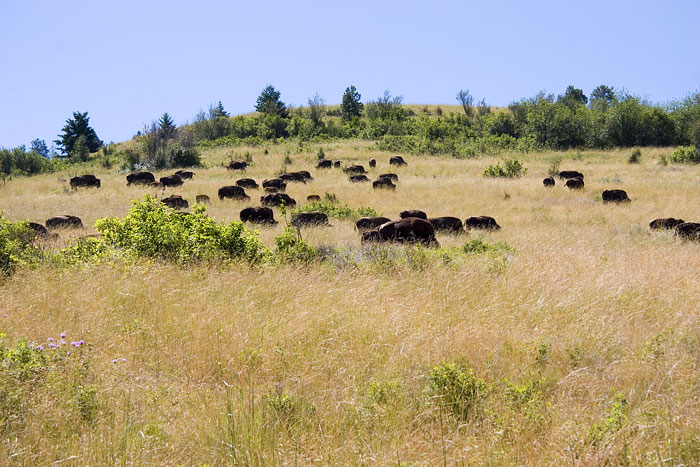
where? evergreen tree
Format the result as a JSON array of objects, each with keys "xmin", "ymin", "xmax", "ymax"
[
  {"xmin": 590, "ymin": 85, "xmax": 616, "ymax": 111},
  {"xmin": 209, "ymin": 101, "xmax": 229, "ymax": 119},
  {"xmin": 54, "ymin": 111, "xmax": 103, "ymax": 156},
  {"xmin": 158, "ymin": 112, "xmax": 176, "ymax": 140},
  {"xmin": 341, "ymin": 85, "xmax": 363, "ymax": 120},
  {"xmin": 255, "ymin": 86, "xmax": 288, "ymax": 118},
  {"xmin": 558, "ymin": 85, "xmax": 588, "ymax": 109},
  {"xmin": 30, "ymin": 139, "xmax": 49, "ymax": 158}
]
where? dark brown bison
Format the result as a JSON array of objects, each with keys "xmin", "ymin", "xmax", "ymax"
[
  {"xmin": 218, "ymin": 186, "xmax": 250, "ymax": 201},
  {"xmin": 428, "ymin": 217, "xmax": 464, "ymax": 233},
  {"xmin": 316, "ymin": 159, "xmax": 332, "ymax": 169},
  {"xmin": 355, "ymin": 216, "xmax": 392, "ymax": 231},
  {"xmin": 126, "ymin": 171, "xmax": 155, "ymax": 186},
  {"xmin": 350, "ymin": 174, "xmax": 370, "ymax": 183},
  {"xmin": 160, "ymin": 174, "xmax": 184, "ymax": 187},
  {"xmin": 291, "ymin": 211, "xmax": 330, "ymax": 227},
  {"xmin": 261, "ymin": 193, "xmax": 296, "ymax": 207},
  {"xmin": 369, "ymin": 158, "xmax": 377, "ymax": 168},
  {"xmin": 195, "ymin": 195, "xmax": 211, "ymax": 204},
  {"xmin": 162, "ymin": 195, "xmax": 189, "ymax": 209},
  {"xmin": 361, "ymin": 230, "xmax": 384, "ymax": 244},
  {"xmin": 602, "ymin": 189, "xmax": 630, "ymax": 203},
  {"xmin": 264, "ymin": 187, "xmax": 280, "ymax": 193},
  {"xmin": 465, "ymin": 216, "xmax": 500, "ymax": 230},
  {"xmin": 378, "ymin": 218, "xmax": 438, "ymax": 246},
  {"xmin": 46, "ymin": 215, "xmax": 83, "ymax": 230},
  {"xmin": 333, "ymin": 160, "xmax": 341, "ymax": 168},
  {"xmin": 227, "ymin": 160, "xmax": 247, "ymax": 170},
  {"xmin": 675, "ymin": 222, "xmax": 700, "ymax": 240},
  {"xmin": 70, "ymin": 175, "xmax": 101, "ymax": 189},
  {"xmin": 344, "ymin": 165, "xmax": 366, "ymax": 175},
  {"xmin": 373, "ymin": 178, "xmax": 396, "ymax": 190},
  {"xmin": 236, "ymin": 178, "xmax": 259, "ymax": 189},
  {"xmin": 543, "ymin": 176, "xmax": 555, "ymax": 187},
  {"xmin": 148, "ymin": 181, "xmax": 162, "ymax": 188},
  {"xmin": 390, "ymin": 156, "xmax": 407, "ymax": 166},
  {"xmin": 559, "ymin": 170, "xmax": 584, "ymax": 179},
  {"xmin": 400, "ymin": 210, "xmax": 427, "ymax": 220},
  {"xmin": 175, "ymin": 170, "xmax": 195, "ymax": 180},
  {"xmin": 649, "ymin": 218, "xmax": 685, "ymax": 230},
  {"xmin": 262, "ymin": 178, "xmax": 287, "ymax": 192},
  {"xmin": 240, "ymin": 206, "xmax": 277, "ymax": 224},
  {"xmin": 307, "ymin": 195, "xmax": 321, "ymax": 202},
  {"xmin": 27, "ymin": 222, "xmax": 49, "ymax": 237},
  {"xmin": 280, "ymin": 171, "xmax": 312, "ymax": 183},
  {"xmin": 378, "ymin": 173, "xmax": 399, "ymax": 181},
  {"xmin": 565, "ymin": 178, "xmax": 584, "ymax": 190}
]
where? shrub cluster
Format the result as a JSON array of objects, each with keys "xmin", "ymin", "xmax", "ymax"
[
  {"xmin": 292, "ymin": 194, "xmax": 379, "ymax": 220},
  {"xmin": 483, "ymin": 159, "xmax": 527, "ymax": 178}
]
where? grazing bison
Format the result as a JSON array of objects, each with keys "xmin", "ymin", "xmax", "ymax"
[
  {"xmin": 27, "ymin": 222, "xmax": 49, "ymax": 237},
  {"xmin": 559, "ymin": 170, "xmax": 584, "ymax": 180},
  {"xmin": 378, "ymin": 173, "xmax": 399, "ymax": 181},
  {"xmin": 344, "ymin": 165, "xmax": 366, "ymax": 175},
  {"xmin": 148, "ymin": 181, "xmax": 162, "ymax": 188},
  {"xmin": 218, "ymin": 185, "xmax": 250, "ymax": 201},
  {"xmin": 126, "ymin": 171, "xmax": 155, "ymax": 186},
  {"xmin": 264, "ymin": 187, "xmax": 280, "ymax": 193},
  {"xmin": 307, "ymin": 195, "xmax": 321, "ymax": 202},
  {"xmin": 291, "ymin": 211, "xmax": 330, "ymax": 227},
  {"xmin": 195, "ymin": 195, "xmax": 211, "ymax": 204},
  {"xmin": 350, "ymin": 174, "xmax": 370, "ymax": 183},
  {"xmin": 240, "ymin": 206, "xmax": 277, "ymax": 224},
  {"xmin": 333, "ymin": 160, "xmax": 341, "ymax": 168},
  {"xmin": 565, "ymin": 178, "xmax": 584, "ymax": 190},
  {"xmin": 378, "ymin": 218, "xmax": 438, "ymax": 246},
  {"xmin": 428, "ymin": 217, "xmax": 464, "ymax": 233},
  {"xmin": 236, "ymin": 178, "xmax": 259, "ymax": 189},
  {"xmin": 261, "ymin": 193, "xmax": 296, "ymax": 207},
  {"xmin": 390, "ymin": 156, "xmax": 407, "ymax": 166},
  {"xmin": 361, "ymin": 230, "xmax": 384, "ymax": 244},
  {"xmin": 70, "ymin": 174, "xmax": 101, "ymax": 189},
  {"xmin": 602, "ymin": 189, "xmax": 630, "ymax": 203},
  {"xmin": 543, "ymin": 176, "xmax": 555, "ymax": 187},
  {"xmin": 373, "ymin": 178, "xmax": 396, "ymax": 190},
  {"xmin": 316, "ymin": 159, "xmax": 332, "ymax": 169},
  {"xmin": 262, "ymin": 178, "xmax": 287, "ymax": 192},
  {"xmin": 649, "ymin": 218, "xmax": 685, "ymax": 230},
  {"xmin": 162, "ymin": 195, "xmax": 189, "ymax": 209},
  {"xmin": 46, "ymin": 215, "xmax": 83, "ymax": 230},
  {"xmin": 400, "ymin": 210, "xmax": 427, "ymax": 220},
  {"xmin": 465, "ymin": 216, "xmax": 501, "ymax": 230},
  {"xmin": 228, "ymin": 160, "xmax": 247, "ymax": 170},
  {"xmin": 280, "ymin": 171, "xmax": 312, "ymax": 183},
  {"xmin": 175, "ymin": 170, "xmax": 195, "ymax": 180},
  {"xmin": 355, "ymin": 216, "xmax": 392, "ymax": 231},
  {"xmin": 675, "ymin": 222, "xmax": 700, "ymax": 240},
  {"xmin": 369, "ymin": 158, "xmax": 377, "ymax": 168},
  {"xmin": 160, "ymin": 174, "xmax": 184, "ymax": 187}
]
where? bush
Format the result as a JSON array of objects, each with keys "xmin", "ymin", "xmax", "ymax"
[
  {"xmin": 483, "ymin": 159, "xmax": 527, "ymax": 178},
  {"xmin": 0, "ymin": 218, "xmax": 42, "ymax": 276},
  {"xmin": 274, "ymin": 227, "xmax": 319, "ymax": 264},
  {"xmin": 428, "ymin": 361, "xmax": 486, "ymax": 420},
  {"xmin": 95, "ymin": 196, "xmax": 268, "ymax": 264},
  {"xmin": 292, "ymin": 194, "xmax": 378, "ymax": 220},
  {"xmin": 628, "ymin": 148, "xmax": 641, "ymax": 164},
  {"xmin": 669, "ymin": 146, "xmax": 700, "ymax": 164}
]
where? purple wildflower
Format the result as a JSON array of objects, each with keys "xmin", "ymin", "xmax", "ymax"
[
  {"xmin": 36, "ymin": 345, "xmax": 44, "ymax": 351},
  {"xmin": 48, "ymin": 337, "xmax": 54, "ymax": 342},
  {"xmin": 60, "ymin": 332, "xmax": 66, "ymax": 338},
  {"xmin": 60, "ymin": 340, "xmax": 66, "ymax": 345},
  {"xmin": 112, "ymin": 359, "xmax": 118, "ymax": 364},
  {"xmin": 79, "ymin": 340, "xmax": 84, "ymax": 346},
  {"xmin": 121, "ymin": 358, "xmax": 126, "ymax": 362}
]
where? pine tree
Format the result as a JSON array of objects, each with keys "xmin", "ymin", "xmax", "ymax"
[
  {"xmin": 341, "ymin": 85, "xmax": 363, "ymax": 120},
  {"xmin": 158, "ymin": 112, "xmax": 176, "ymax": 140},
  {"xmin": 255, "ymin": 86, "xmax": 288, "ymax": 118},
  {"xmin": 54, "ymin": 111, "xmax": 103, "ymax": 157}
]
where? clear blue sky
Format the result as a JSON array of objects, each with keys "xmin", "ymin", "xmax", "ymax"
[{"xmin": 1, "ymin": 0, "xmax": 699, "ymax": 149}]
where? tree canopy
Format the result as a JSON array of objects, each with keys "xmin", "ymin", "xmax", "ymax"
[
  {"xmin": 255, "ymin": 86, "xmax": 288, "ymax": 118},
  {"xmin": 54, "ymin": 111, "xmax": 102, "ymax": 156},
  {"xmin": 341, "ymin": 85, "xmax": 363, "ymax": 120}
]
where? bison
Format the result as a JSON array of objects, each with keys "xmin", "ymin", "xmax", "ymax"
[
  {"xmin": 162, "ymin": 195, "xmax": 189, "ymax": 209},
  {"xmin": 218, "ymin": 186, "xmax": 250, "ymax": 201},
  {"xmin": 378, "ymin": 218, "xmax": 438, "ymax": 246},
  {"xmin": 465, "ymin": 216, "xmax": 500, "ymax": 230},
  {"xmin": 428, "ymin": 217, "xmax": 464, "ymax": 233},
  {"xmin": 227, "ymin": 160, "xmax": 247, "ymax": 170},
  {"xmin": 70, "ymin": 175, "xmax": 100, "ymax": 189},
  {"xmin": 46, "ymin": 215, "xmax": 83, "ymax": 230},
  {"xmin": 126, "ymin": 171, "xmax": 155, "ymax": 186},
  {"xmin": 355, "ymin": 216, "xmax": 391, "ymax": 231},
  {"xmin": 262, "ymin": 178, "xmax": 287, "ymax": 192},
  {"xmin": 369, "ymin": 158, "xmax": 377, "ymax": 168},
  {"xmin": 373, "ymin": 178, "xmax": 396, "ymax": 190},
  {"xmin": 378, "ymin": 173, "xmax": 399, "ymax": 181},
  {"xmin": 559, "ymin": 170, "xmax": 584, "ymax": 180},
  {"xmin": 350, "ymin": 174, "xmax": 370, "ymax": 183},
  {"xmin": 344, "ymin": 165, "xmax": 366, "ymax": 175},
  {"xmin": 261, "ymin": 193, "xmax": 296, "ymax": 207},
  {"xmin": 160, "ymin": 174, "xmax": 184, "ymax": 187},
  {"xmin": 236, "ymin": 178, "xmax": 259, "ymax": 189},
  {"xmin": 307, "ymin": 195, "xmax": 321, "ymax": 202},
  {"xmin": 361, "ymin": 230, "xmax": 384, "ymax": 244},
  {"xmin": 675, "ymin": 222, "xmax": 700, "ymax": 240},
  {"xmin": 291, "ymin": 211, "xmax": 331, "ymax": 227},
  {"xmin": 543, "ymin": 176, "xmax": 555, "ymax": 187},
  {"xmin": 400, "ymin": 210, "xmax": 427, "ymax": 220},
  {"xmin": 649, "ymin": 218, "xmax": 685, "ymax": 230},
  {"xmin": 175, "ymin": 170, "xmax": 195, "ymax": 180},
  {"xmin": 280, "ymin": 171, "xmax": 312, "ymax": 183},
  {"xmin": 333, "ymin": 160, "xmax": 341, "ymax": 168},
  {"xmin": 565, "ymin": 178, "xmax": 584, "ymax": 190},
  {"xmin": 27, "ymin": 222, "xmax": 49, "ymax": 237},
  {"xmin": 316, "ymin": 159, "xmax": 333, "ymax": 169},
  {"xmin": 195, "ymin": 195, "xmax": 211, "ymax": 204},
  {"xmin": 390, "ymin": 156, "xmax": 407, "ymax": 166},
  {"xmin": 602, "ymin": 189, "xmax": 630, "ymax": 203},
  {"xmin": 240, "ymin": 207, "xmax": 277, "ymax": 224}
]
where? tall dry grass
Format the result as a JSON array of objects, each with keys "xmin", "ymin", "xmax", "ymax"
[{"xmin": 1, "ymin": 143, "xmax": 700, "ymax": 465}]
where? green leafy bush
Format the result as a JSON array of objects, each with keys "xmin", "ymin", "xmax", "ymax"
[
  {"xmin": 428, "ymin": 361, "xmax": 486, "ymax": 420},
  {"xmin": 462, "ymin": 239, "xmax": 515, "ymax": 255},
  {"xmin": 95, "ymin": 196, "xmax": 268, "ymax": 264},
  {"xmin": 292, "ymin": 194, "xmax": 378, "ymax": 220},
  {"xmin": 483, "ymin": 159, "xmax": 527, "ymax": 178},
  {"xmin": 0, "ymin": 218, "xmax": 42, "ymax": 275},
  {"xmin": 627, "ymin": 148, "xmax": 641, "ymax": 164},
  {"xmin": 669, "ymin": 145, "xmax": 700, "ymax": 164},
  {"xmin": 274, "ymin": 227, "xmax": 319, "ymax": 264}
]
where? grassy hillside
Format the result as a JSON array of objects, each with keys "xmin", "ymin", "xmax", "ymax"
[{"xmin": 2, "ymin": 142, "xmax": 700, "ymax": 464}]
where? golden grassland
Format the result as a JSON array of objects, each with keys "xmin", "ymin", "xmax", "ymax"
[{"xmin": 2, "ymin": 142, "xmax": 700, "ymax": 465}]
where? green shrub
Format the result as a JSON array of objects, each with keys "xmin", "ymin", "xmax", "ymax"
[
  {"xmin": 669, "ymin": 145, "xmax": 700, "ymax": 164},
  {"xmin": 292, "ymin": 194, "xmax": 378, "ymax": 220},
  {"xmin": 95, "ymin": 196, "xmax": 268, "ymax": 264},
  {"xmin": 274, "ymin": 227, "xmax": 319, "ymax": 264},
  {"xmin": 462, "ymin": 239, "xmax": 515, "ymax": 255},
  {"xmin": 588, "ymin": 390, "xmax": 628, "ymax": 444},
  {"xmin": 0, "ymin": 218, "xmax": 43, "ymax": 276},
  {"xmin": 627, "ymin": 148, "xmax": 641, "ymax": 164},
  {"xmin": 483, "ymin": 158, "xmax": 527, "ymax": 178},
  {"xmin": 547, "ymin": 156, "xmax": 562, "ymax": 176},
  {"xmin": 428, "ymin": 361, "xmax": 486, "ymax": 420}
]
